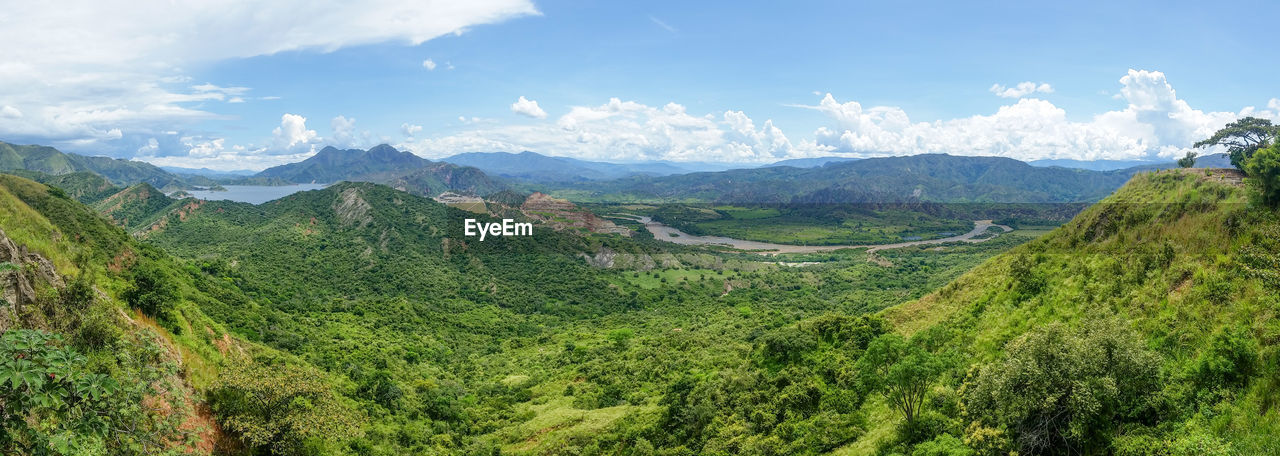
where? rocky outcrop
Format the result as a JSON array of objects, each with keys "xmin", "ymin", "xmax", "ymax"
[
  {"xmin": 0, "ymin": 227, "xmax": 64, "ymax": 330},
  {"xmin": 333, "ymin": 187, "xmax": 373, "ymax": 228}
]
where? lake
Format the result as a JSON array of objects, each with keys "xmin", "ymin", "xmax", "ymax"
[{"xmin": 183, "ymin": 184, "xmax": 328, "ymax": 205}]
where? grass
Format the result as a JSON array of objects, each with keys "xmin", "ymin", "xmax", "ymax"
[{"xmin": 492, "ymin": 394, "xmax": 654, "ymax": 454}]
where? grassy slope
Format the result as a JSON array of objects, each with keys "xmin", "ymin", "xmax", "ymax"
[
  {"xmin": 843, "ymin": 169, "xmax": 1280, "ymax": 453},
  {"xmin": 0, "ymin": 173, "xmax": 349, "ymax": 453}
]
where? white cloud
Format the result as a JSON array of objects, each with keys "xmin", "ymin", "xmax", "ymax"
[
  {"xmin": 330, "ymin": 115, "xmax": 357, "ymax": 147},
  {"xmin": 0, "ymin": 0, "xmax": 538, "ymax": 153},
  {"xmin": 397, "ymin": 70, "xmax": 1263, "ymax": 164},
  {"xmin": 401, "ymin": 123, "xmax": 423, "ymax": 137},
  {"xmin": 137, "ymin": 137, "xmax": 159, "ymax": 154},
  {"xmin": 401, "ymin": 97, "xmax": 810, "ymax": 162},
  {"xmin": 0, "ymin": 105, "xmax": 21, "ymax": 118},
  {"xmin": 511, "ymin": 96, "xmax": 548, "ymax": 119},
  {"xmin": 805, "ymin": 70, "xmax": 1239, "ymax": 161},
  {"xmin": 649, "ymin": 15, "xmax": 677, "ymax": 33},
  {"xmin": 422, "ymin": 59, "xmax": 437, "ymax": 71},
  {"xmin": 989, "ymin": 81, "xmax": 1054, "ymax": 98},
  {"xmin": 272, "ymin": 113, "xmax": 319, "ymax": 152}
]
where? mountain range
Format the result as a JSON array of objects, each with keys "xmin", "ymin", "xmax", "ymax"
[
  {"xmin": 0, "ymin": 140, "xmax": 199, "ymax": 190},
  {"xmin": 555, "ymin": 153, "xmax": 1146, "ymax": 203}
]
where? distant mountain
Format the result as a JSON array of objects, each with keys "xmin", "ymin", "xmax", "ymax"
[
  {"xmin": 255, "ymin": 144, "xmax": 508, "ymax": 197},
  {"xmin": 161, "ymin": 166, "xmax": 257, "ymax": 177},
  {"xmin": 1028, "ymin": 158, "xmax": 1161, "ymax": 171},
  {"xmin": 561, "ymin": 153, "xmax": 1140, "ymax": 203},
  {"xmin": 256, "ymin": 144, "xmax": 432, "ymax": 183},
  {"xmin": 442, "ymin": 151, "xmax": 695, "ymax": 182},
  {"xmin": 765, "ymin": 156, "xmax": 860, "ymax": 168},
  {"xmin": 1029, "ymin": 152, "xmax": 1233, "ymax": 171},
  {"xmin": 0, "ymin": 140, "xmax": 188, "ymax": 190},
  {"xmin": 384, "ymin": 162, "xmax": 506, "ymax": 197}
]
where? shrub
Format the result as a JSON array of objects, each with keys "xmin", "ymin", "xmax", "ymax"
[
  {"xmin": 961, "ymin": 322, "xmax": 1162, "ymax": 454},
  {"xmin": 122, "ymin": 261, "xmax": 179, "ymax": 319},
  {"xmin": 1244, "ymin": 144, "xmax": 1280, "ymax": 206}
]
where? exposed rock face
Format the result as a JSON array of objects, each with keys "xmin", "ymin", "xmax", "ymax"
[
  {"xmin": 520, "ymin": 192, "xmax": 630, "ymax": 236},
  {"xmin": 0, "ymin": 227, "xmax": 64, "ymax": 330},
  {"xmin": 334, "ymin": 187, "xmax": 373, "ymax": 228}
]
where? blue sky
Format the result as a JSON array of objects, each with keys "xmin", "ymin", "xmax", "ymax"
[{"xmin": 1, "ymin": 0, "xmax": 1277, "ymax": 169}]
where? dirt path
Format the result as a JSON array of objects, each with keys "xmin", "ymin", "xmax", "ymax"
[{"xmin": 615, "ymin": 215, "xmax": 1011, "ymax": 255}]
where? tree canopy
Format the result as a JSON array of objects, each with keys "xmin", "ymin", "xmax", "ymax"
[{"xmin": 1194, "ymin": 117, "xmax": 1279, "ymax": 169}]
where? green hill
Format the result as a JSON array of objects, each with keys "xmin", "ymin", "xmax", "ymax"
[
  {"xmin": 557, "ymin": 154, "xmax": 1138, "ymax": 204},
  {"xmin": 0, "ymin": 140, "xmax": 189, "ymax": 190},
  {"xmin": 0, "ymin": 173, "xmax": 364, "ymax": 454},
  {"xmin": 851, "ymin": 169, "xmax": 1280, "ymax": 454},
  {"xmin": 255, "ymin": 144, "xmax": 508, "ymax": 197}
]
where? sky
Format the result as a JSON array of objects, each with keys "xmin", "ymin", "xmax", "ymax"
[{"xmin": 1, "ymin": 0, "xmax": 1278, "ymax": 170}]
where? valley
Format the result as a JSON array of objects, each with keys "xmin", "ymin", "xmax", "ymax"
[
  {"xmin": 614, "ymin": 214, "xmax": 1012, "ymax": 254},
  {"xmin": 2, "ymin": 130, "xmax": 1279, "ymax": 456}
]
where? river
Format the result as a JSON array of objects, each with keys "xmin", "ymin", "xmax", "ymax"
[{"xmin": 617, "ymin": 215, "xmax": 1012, "ymax": 255}]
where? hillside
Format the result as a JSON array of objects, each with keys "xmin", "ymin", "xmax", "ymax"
[
  {"xmin": 0, "ymin": 173, "xmax": 368, "ymax": 454},
  {"xmin": 129, "ymin": 176, "xmax": 1039, "ymax": 455},
  {"xmin": 847, "ymin": 169, "xmax": 1280, "ymax": 454},
  {"xmin": 557, "ymin": 154, "xmax": 1138, "ymax": 203},
  {"xmin": 0, "ymin": 140, "xmax": 190, "ymax": 190},
  {"xmin": 255, "ymin": 144, "xmax": 508, "ymax": 197}
]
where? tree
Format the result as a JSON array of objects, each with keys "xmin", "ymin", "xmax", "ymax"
[
  {"xmin": 1177, "ymin": 151, "xmax": 1198, "ymax": 168},
  {"xmin": 208, "ymin": 361, "xmax": 364, "ymax": 455},
  {"xmin": 856, "ymin": 334, "xmax": 941, "ymax": 425},
  {"xmin": 1244, "ymin": 144, "xmax": 1280, "ymax": 207},
  {"xmin": 960, "ymin": 323, "xmax": 1161, "ymax": 455},
  {"xmin": 1194, "ymin": 117, "xmax": 1278, "ymax": 170},
  {"xmin": 121, "ymin": 261, "xmax": 178, "ymax": 318}
]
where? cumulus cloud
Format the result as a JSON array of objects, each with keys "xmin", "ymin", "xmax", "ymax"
[
  {"xmin": 0, "ymin": 105, "xmax": 21, "ymax": 119},
  {"xmin": 422, "ymin": 59, "xmax": 437, "ymax": 71},
  {"xmin": 330, "ymin": 115, "xmax": 357, "ymax": 147},
  {"xmin": 805, "ymin": 70, "xmax": 1239, "ymax": 161},
  {"xmin": 989, "ymin": 81, "xmax": 1054, "ymax": 98},
  {"xmin": 401, "ymin": 123, "xmax": 424, "ymax": 137},
  {"xmin": 272, "ymin": 114, "xmax": 319, "ymax": 152},
  {"xmin": 0, "ymin": 0, "xmax": 538, "ymax": 154},
  {"xmin": 398, "ymin": 70, "xmax": 1262, "ymax": 164},
  {"xmin": 401, "ymin": 97, "xmax": 808, "ymax": 162},
  {"xmin": 511, "ymin": 96, "xmax": 548, "ymax": 119}
]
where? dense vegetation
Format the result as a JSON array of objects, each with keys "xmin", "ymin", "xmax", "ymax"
[{"xmin": 4, "ymin": 135, "xmax": 1279, "ymax": 455}]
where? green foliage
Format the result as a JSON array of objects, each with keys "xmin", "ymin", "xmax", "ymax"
[
  {"xmin": 122, "ymin": 260, "xmax": 179, "ymax": 319},
  {"xmin": 856, "ymin": 334, "xmax": 941, "ymax": 425},
  {"xmin": 1177, "ymin": 151, "xmax": 1197, "ymax": 168},
  {"xmin": 0, "ymin": 330, "xmax": 118, "ymax": 454},
  {"xmin": 208, "ymin": 361, "xmax": 364, "ymax": 455},
  {"xmin": 960, "ymin": 323, "xmax": 1162, "ymax": 455},
  {"xmin": 1188, "ymin": 326, "xmax": 1258, "ymax": 397},
  {"xmin": 1194, "ymin": 116, "xmax": 1278, "ymax": 169},
  {"xmin": 910, "ymin": 433, "xmax": 974, "ymax": 456},
  {"xmin": 1244, "ymin": 143, "xmax": 1280, "ymax": 206}
]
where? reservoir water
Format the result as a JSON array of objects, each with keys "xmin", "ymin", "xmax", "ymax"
[{"xmin": 184, "ymin": 184, "xmax": 328, "ymax": 205}]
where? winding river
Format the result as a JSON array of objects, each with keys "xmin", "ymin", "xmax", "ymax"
[{"xmin": 616, "ymin": 215, "xmax": 1012, "ymax": 255}]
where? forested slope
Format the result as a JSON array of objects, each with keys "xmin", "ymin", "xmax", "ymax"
[
  {"xmin": 0, "ymin": 173, "xmax": 361, "ymax": 454},
  {"xmin": 854, "ymin": 169, "xmax": 1280, "ymax": 454}
]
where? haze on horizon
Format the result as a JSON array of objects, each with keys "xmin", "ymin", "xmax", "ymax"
[{"xmin": 1, "ymin": 0, "xmax": 1277, "ymax": 171}]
